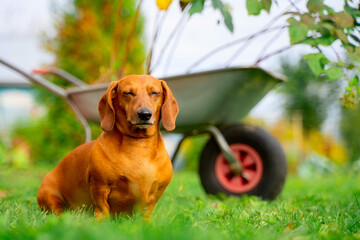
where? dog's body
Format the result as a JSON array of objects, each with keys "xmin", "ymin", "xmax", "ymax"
[{"xmin": 37, "ymin": 75, "xmax": 178, "ymax": 219}]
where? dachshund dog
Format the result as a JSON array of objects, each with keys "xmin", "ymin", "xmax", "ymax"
[{"xmin": 37, "ymin": 75, "xmax": 179, "ymax": 220}]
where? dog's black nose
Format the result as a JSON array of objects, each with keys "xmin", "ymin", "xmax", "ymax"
[{"xmin": 137, "ymin": 108, "xmax": 152, "ymax": 121}]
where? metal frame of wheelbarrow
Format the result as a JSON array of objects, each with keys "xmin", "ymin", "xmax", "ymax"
[
  {"xmin": 0, "ymin": 59, "xmax": 243, "ymax": 172},
  {"xmin": 0, "ymin": 59, "xmax": 93, "ymax": 144}
]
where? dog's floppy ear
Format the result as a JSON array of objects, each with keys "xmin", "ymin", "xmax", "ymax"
[
  {"xmin": 98, "ymin": 81, "xmax": 119, "ymax": 132},
  {"xmin": 161, "ymin": 80, "xmax": 179, "ymax": 131}
]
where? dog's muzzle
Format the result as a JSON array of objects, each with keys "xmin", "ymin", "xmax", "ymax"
[
  {"xmin": 137, "ymin": 108, "xmax": 152, "ymax": 121},
  {"xmin": 130, "ymin": 108, "xmax": 154, "ymax": 129}
]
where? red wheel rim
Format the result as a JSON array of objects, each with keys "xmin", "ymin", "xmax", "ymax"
[{"xmin": 215, "ymin": 143, "xmax": 263, "ymax": 193}]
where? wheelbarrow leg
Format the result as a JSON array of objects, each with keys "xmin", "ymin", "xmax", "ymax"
[
  {"xmin": 173, "ymin": 126, "xmax": 242, "ymax": 174},
  {"xmin": 203, "ymin": 126, "xmax": 242, "ymax": 174},
  {"xmin": 171, "ymin": 134, "xmax": 190, "ymax": 165},
  {"xmin": 67, "ymin": 99, "xmax": 92, "ymax": 142}
]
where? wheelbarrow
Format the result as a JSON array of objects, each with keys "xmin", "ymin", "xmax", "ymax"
[{"xmin": 0, "ymin": 58, "xmax": 287, "ymax": 200}]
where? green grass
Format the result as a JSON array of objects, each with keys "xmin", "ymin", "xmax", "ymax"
[{"xmin": 0, "ymin": 166, "xmax": 360, "ymax": 240}]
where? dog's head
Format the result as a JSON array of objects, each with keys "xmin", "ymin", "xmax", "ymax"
[{"xmin": 98, "ymin": 75, "xmax": 179, "ymax": 138}]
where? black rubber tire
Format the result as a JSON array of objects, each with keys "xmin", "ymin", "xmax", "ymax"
[{"xmin": 199, "ymin": 124, "xmax": 287, "ymax": 200}]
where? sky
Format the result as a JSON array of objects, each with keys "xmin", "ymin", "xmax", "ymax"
[{"xmin": 0, "ymin": 0, "xmax": 344, "ymax": 131}]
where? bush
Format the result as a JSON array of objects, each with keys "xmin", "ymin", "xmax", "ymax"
[
  {"xmin": 340, "ymin": 105, "xmax": 360, "ymax": 162},
  {"xmin": 11, "ymin": 112, "xmax": 82, "ymax": 164},
  {"xmin": 11, "ymin": 106, "xmax": 101, "ymax": 165},
  {"xmin": 0, "ymin": 139, "xmax": 6, "ymax": 166}
]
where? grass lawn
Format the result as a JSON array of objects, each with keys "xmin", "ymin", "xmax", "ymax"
[{"xmin": 0, "ymin": 165, "xmax": 359, "ymax": 240}]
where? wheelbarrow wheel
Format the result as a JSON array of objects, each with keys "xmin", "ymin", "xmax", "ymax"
[{"xmin": 199, "ymin": 124, "xmax": 287, "ymax": 200}]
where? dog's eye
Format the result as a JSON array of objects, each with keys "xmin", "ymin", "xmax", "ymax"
[
  {"xmin": 150, "ymin": 92, "xmax": 160, "ymax": 96},
  {"xmin": 123, "ymin": 92, "xmax": 135, "ymax": 96}
]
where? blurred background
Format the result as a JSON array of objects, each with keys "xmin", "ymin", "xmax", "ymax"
[{"xmin": 0, "ymin": 0, "xmax": 359, "ymax": 177}]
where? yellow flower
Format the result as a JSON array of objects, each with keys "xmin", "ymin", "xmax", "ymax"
[{"xmin": 156, "ymin": 0, "xmax": 173, "ymax": 10}]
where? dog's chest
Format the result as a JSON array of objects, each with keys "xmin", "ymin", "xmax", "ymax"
[{"xmin": 108, "ymin": 155, "xmax": 170, "ymax": 212}]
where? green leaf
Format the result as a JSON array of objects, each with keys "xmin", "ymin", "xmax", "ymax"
[
  {"xmin": 221, "ymin": 8, "xmax": 234, "ymax": 32},
  {"xmin": 333, "ymin": 11, "xmax": 354, "ymax": 28},
  {"xmin": 246, "ymin": 0, "xmax": 272, "ymax": 16},
  {"xmin": 347, "ymin": 64, "xmax": 355, "ymax": 70},
  {"xmin": 315, "ymin": 36, "xmax": 336, "ymax": 46},
  {"xmin": 288, "ymin": 18, "xmax": 309, "ymax": 44},
  {"xmin": 352, "ymin": 76, "xmax": 359, "ymax": 86},
  {"xmin": 349, "ymin": 47, "xmax": 360, "ymax": 62},
  {"xmin": 211, "ymin": 0, "xmax": 234, "ymax": 32},
  {"xmin": 325, "ymin": 67, "xmax": 343, "ymax": 81},
  {"xmin": 335, "ymin": 29, "xmax": 349, "ymax": 43},
  {"xmin": 319, "ymin": 55, "xmax": 329, "ymax": 66},
  {"xmin": 211, "ymin": 0, "xmax": 222, "ymax": 8},
  {"xmin": 307, "ymin": 0, "xmax": 323, "ymax": 13},
  {"xmin": 300, "ymin": 14, "xmax": 314, "ymax": 27},
  {"xmin": 321, "ymin": 23, "xmax": 335, "ymax": 36},
  {"xmin": 302, "ymin": 37, "xmax": 317, "ymax": 46},
  {"xmin": 304, "ymin": 53, "xmax": 326, "ymax": 76},
  {"xmin": 262, "ymin": 0, "xmax": 272, "ymax": 12},
  {"xmin": 189, "ymin": 0, "xmax": 205, "ymax": 16},
  {"xmin": 322, "ymin": 5, "xmax": 335, "ymax": 15},
  {"xmin": 246, "ymin": 0, "xmax": 263, "ymax": 15}
]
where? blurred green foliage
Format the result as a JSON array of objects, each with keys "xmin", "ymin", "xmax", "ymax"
[
  {"xmin": 257, "ymin": 0, "xmax": 360, "ymax": 105},
  {"xmin": 45, "ymin": 0, "xmax": 146, "ymax": 82},
  {"xmin": 279, "ymin": 59, "xmax": 339, "ymax": 133},
  {"xmin": 0, "ymin": 139, "xmax": 6, "ymax": 166},
  {"xmin": 341, "ymin": 105, "xmax": 360, "ymax": 162},
  {"xmin": 12, "ymin": 108, "xmax": 83, "ymax": 164},
  {"xmin": 180, "ymin": 135, "xmax": 208, "ymax": 171},
  {"xmin": 279, "ymin": 57, "xmax": 360, "ymax": 163},
  {"xmin": 11, "ymin": 0, "xmax": 146, "ymax": 164}
]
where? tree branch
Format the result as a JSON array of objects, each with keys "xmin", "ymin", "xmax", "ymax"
[
  {"xmin": 287, "ymin": 0, "xmax": 302, "ymax": 14},
  {"xmin": 186, "ymin": 25, "xmax": 288, "ymax": 73},
  {"xmin": 147, "ymin": 11, "xmax": 168, "ymax": 74},
  {"xmin": 150, "ymin": 5, "xmax": 190, "ymax": 73},
  {"xmin": 225, "ymin": 41, "xmax": 252, "ymax": 66},
  {"xmin": 164, "ymin": 16, "xmax": 189, "ymax": 75},
  {"xmin": 226, "ymin": 0, "xmax": 303, "ymax": 67},
  {"xmin": 255, "ymin": 45, "xmax": 292, "ymax": 64},
  {"xmin": 186, "ymin": 0, "xmax": 303, "ymax": 73},
  {"xmin": 254, "ymin": 27, "xmax": 287, "ymax": 64}
]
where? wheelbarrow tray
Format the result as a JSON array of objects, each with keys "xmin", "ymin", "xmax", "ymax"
[{"xmin": 67, "ymin": 67, "xmax": 284, "ymax": 131}]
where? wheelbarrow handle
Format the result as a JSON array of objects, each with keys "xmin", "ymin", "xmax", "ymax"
[
  {"xmin": 32, "ymin": 68, "xmax": 87, "ymax": 87},
  {"xmin": 0, "ymin": 58, "xmax": 92, "ymax": 142},
  {"xmin": 0, "ymin": 58, "xmax": 67, "ymax": 99}
]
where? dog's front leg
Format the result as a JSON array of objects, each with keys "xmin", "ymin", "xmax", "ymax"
[
  {"xmin": 142, "ymin": 203, "xmax": 156, "ymax": 221},
  {"xmin": 89, "ymin": 183, "xmax": 111, "ymax": 221},
  {"xmin": 141, "ymin": 184, "xmax": 169, "ymax": 220}
]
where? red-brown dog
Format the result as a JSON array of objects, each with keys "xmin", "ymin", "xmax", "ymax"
[{"xmin": 37, "ymin": 75, "xmax": 179, "ymax": 220}]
